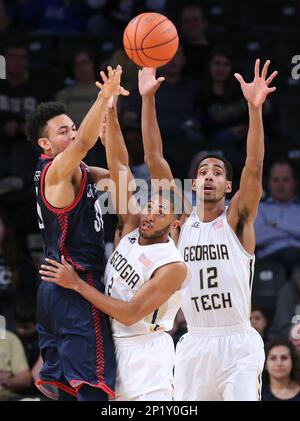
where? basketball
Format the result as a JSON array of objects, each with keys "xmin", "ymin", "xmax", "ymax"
[{"xmin": 123, "ymin": 12, "xmax": 179, "ymax": 68}]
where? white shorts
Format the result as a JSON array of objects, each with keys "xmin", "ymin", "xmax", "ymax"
[
  {"xmin": 174, "ymin": 322, "xmax": 265, "ymax": 401},
  {"xmin": 113, "ymin": 331, "xmax": 175, "ymax": 401}
]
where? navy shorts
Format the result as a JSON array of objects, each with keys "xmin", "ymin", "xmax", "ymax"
[{"xmin": 36, "ymin": 271, "xmax": 116, "ymax": 400}]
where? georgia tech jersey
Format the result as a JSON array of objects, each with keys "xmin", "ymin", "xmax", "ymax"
[
  {"xmin": 177, "ymin": 208, "xmax": 255, "ymax": 328},
  {"xmin": 104, "ymin": 228, "xmax": 188, "ymax": 337}
]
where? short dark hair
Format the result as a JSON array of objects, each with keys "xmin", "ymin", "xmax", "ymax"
[
  {"xmin": 26, "ymin": 102, "xmax": 67, "ymax": 152},
  {"xmin": 251, "ymin": 305, "xmax": 268, "ymax": 320},
  {"xmin": 193, "ymin": 153, "xmax": 233, "ymax": 181},
  {"xmin": 268, "ymin": 158, "xmax": 297, "ymax": 180}
]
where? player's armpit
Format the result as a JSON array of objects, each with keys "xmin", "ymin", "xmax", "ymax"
[{"xmin": 88, "ymin": 166, "xmax": 109, "ymax": 183}]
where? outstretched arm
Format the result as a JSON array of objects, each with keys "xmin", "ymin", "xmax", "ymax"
[
  {"xmin": 105, "ymin": 71, "xmax": 141, "ymax": 238},
  {"xmin": 139, "ymin": 68, "xmax": 172, "ymax": 180},
  {"xmin": 40, "ymin": 257, "xmax": 187, "ymax": 326},
  {"xmin": 47, "ymin": 66, "xmax": 129, "ymax": 184},
  {"xmin": 139, "ymin": 68, "xmax": 192, "ymax": 222},
  {"xmin": 231, "ymin": 59, "xmax": 277, "ymax": 220}
]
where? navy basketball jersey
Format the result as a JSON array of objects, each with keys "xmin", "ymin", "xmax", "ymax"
[{"xmin": 34, "ymin": 154, "xmax": 105, "ymax": 273}]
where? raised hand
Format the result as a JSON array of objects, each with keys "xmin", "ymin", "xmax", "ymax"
[
  {"xmin": 96, "ymin": 65, "xmax": 130, "ymax": 99},
  {"xmin": 138, "ymin": 67, "xmax": 165, "ymax": 97},
  {"xmin": 234, "ymin": 59, "xmax": 277, "ymax": 108}
]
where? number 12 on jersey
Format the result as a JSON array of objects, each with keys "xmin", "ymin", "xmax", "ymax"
[{"xmin": 199, "ymin": 267, "xmax": 218, "ymax": 289}]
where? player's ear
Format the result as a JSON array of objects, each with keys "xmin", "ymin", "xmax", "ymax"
[
  {"xmin": 225, "ymin": 181, "xmax": 232, "ymax": 193},
  {"xmin": 171, "ymin": 218, "xmax": 180, "ymax": 230},
  {"xmin": 192, "ymin": 178, "xmax": 197, "ymax": 192},
  {"xmin": 38, "ymin": 137, "xmax": 51, "ymax": 153}
]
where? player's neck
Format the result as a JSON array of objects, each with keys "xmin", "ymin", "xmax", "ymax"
[
  {"xmin": 196, "ymin": 201, "xmax": 225, "ymax": 222},
  {"xmin": 138, "ymin": 234, "xmax": 169, "ymax": 246}
]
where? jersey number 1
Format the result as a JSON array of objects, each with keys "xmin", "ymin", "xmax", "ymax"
[{"xmin": 199, "ymin": 267, "xmax": 218, "ymax": 289}]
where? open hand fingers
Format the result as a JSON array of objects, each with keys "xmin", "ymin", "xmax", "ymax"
[
  {"xmin": 40, "ymin": 275, "xmax": 57, "ymax": 282},
  {"xmin": 265, "ymin": 70, "xmax": 278, "ymax": 86},
  {"xmin": 261, "ymin": 59, "xmax": 270, "ymax": 79},
  {"xmin": 254, "ymin": 58, "xmax": 260, "ymax": 79},
  {"xmin": 120, "ymin": 87, "xmax": 130, "ymax": 96},
  {"xmin": 40, "ymin": 264, "xmax": 59, "ymax": 274},
  {"xmin": 234, "ymin": 73, "xmax": 245, "ymax": 85},
  {"xmin": 100, "ymin": 70, "xmax": 108, "ymax": 83},
  {"xmin": 44, "ymin": 258, "xmax": 62, "ymax": 268}
]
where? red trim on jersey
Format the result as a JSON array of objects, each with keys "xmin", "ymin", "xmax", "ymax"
[
  {"xmin": 35, "ymin": 379, "xmax": 77, "ymax": 400},
  {"xmin": 86, "ymin": 272, "xmax": 109, "ymax": 394},
  {"xmin": 40, "ymin": 154, "xmax": 53, "ymax": 160},
  {"xmin": 70, "ymin": 380, "xmax": 115, "ymax": 399},
  {"xmin": 57, "ymin": 212, "xmax": 85, "ymax": 272},
  {"xmin": 39, "ymin": 162, "xmax": 87, "ymax": 215}
]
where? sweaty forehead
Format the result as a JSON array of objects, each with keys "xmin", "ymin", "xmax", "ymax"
[{"xmin": 199, "ymin": 158, "xmax": 225, "ymax": 170}]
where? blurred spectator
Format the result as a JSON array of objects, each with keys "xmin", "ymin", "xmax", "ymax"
[
  {"xmin": 0, "ymin": 209, "xmax": 20, "ymax": 331},
  {"xmin": 255, "ymin": 159, "xmax": 300, "ymax": 276},
  {"xmin": 0, "ymin": 0, "xmax": 10, "ymax": 31},
  {"xmin": 262, "ymin": 337, "xmax": 300, "ymax": 401},
  {"xmin": 14, "ymin": 297, "xmax": 39, "ymax": 369},
  {"xmin": 14, "ymin": 297, "xmax": 42, "ymax": 398},
  {"xmin": 179, "ymin": 3, "xmax": 212, "ymax": 80},
  {"xmin": 19, "ymin": 0, "xmax": 89, "ymax": 33},
  {"xmin": 86, "ymin": 0, "xmax": 143, "ymax": 38},
  {"xmin": 0, "ymin": 41, "xmax": 47, "ymax": 194},
  {"xmin": 55, "ymin": 47, "xmax": 98, "ymax": 126},
  {"xmin": 110, "ymin": 48, "xmax": 138, "ymax": 92},
  {"xmin": 56, "ymin": 46, "xmax": 108, "ymax": 169},
  {"xmin": 250, "ymin": 305, "xmax": 268, "ymax": 342},
  {"xmin": 0, "ymin": 209, "xmax": 37, "ymax": 331},
  {"xmin": 196, "ymin": 47, "xmax": 248, "ymax": 173},
  {"xmin": 268, "ymin": 264, "xmax": 300, "ymax": 340},
  {"xmin": 0, "ymin": 330, "xmax": 32, "ymax": 401},
  {"xmin": 0, "ymin": 42, "xmax": 42, "ymax": 131}
]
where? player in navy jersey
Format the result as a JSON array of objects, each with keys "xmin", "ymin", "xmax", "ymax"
[
  {"xmin": 25, "ymin": 66, "xmax": 128, "ymax": 401},
  {"xmin": 38, "ymin": 87, "xmax": 189, "ymax": 400}
]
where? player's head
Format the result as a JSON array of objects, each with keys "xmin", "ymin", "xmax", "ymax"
[
  {"xmin": 192, "ymin": 153, "xmax": 232, "ymax": 203},
  {"xmin": 26, "ymin": 102, "xmax": 76, "ymax": 156},
  {"xmin": 139, "ymin": 189, "xmax": 181, "ymax": 242}
]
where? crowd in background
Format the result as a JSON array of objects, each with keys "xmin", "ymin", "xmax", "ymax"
[{"xmin": 1, "ymin": 0, "xmax": 300, "ymax": 401}]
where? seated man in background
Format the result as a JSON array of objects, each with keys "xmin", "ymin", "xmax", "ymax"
[
  {"xmin": 255, "ymin": 159, "xmax": 300, "ymax": 277},
  {"xmin": 0, "ymin": 321, "xmax": 32, "ymax": 401}
]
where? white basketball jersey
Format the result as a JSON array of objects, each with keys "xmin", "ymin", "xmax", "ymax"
[
  {"xmin": 104, "ymin": 228, "xmax": 186, "ymax": 337},
  {"xmin": 177, "ymin": 207, "xmax": 255, "ymax": 328}
]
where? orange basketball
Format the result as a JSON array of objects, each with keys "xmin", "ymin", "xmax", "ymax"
[{"xmin": 123, "ymin": 12, "xmax": 179, "ymax": 68}]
